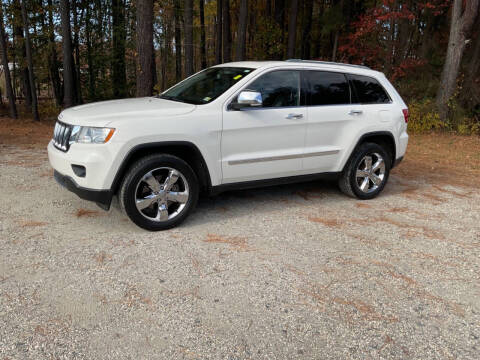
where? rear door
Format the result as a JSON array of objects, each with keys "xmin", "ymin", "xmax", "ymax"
[
  {"xmin": 221, "ymin": 70, "xmax": 307, "ymax": 183},
  {"xmin": 346, "ymin": 73, "xmax": 393, "ymax": 125},
  {"xmin": 303, "ymin": 70, "xmax": 354, "ymax": 173}
]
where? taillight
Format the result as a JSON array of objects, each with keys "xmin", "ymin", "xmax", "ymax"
[{"xmin": 402, "ymin": 109, "xmax": 409, "ymax": 123}]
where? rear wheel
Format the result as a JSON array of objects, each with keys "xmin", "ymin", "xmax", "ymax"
[
  {"xmin": 119, "ymin": 154, "xmax": 199, "ymax": 230},
  {"xmin": 338, "ymin": 142, "xmax": 391, "ymax": 200}
]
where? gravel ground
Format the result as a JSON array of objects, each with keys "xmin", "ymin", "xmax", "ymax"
[{"xmin": 0, "ymin": 141, "xmax": 479, "ymax": 359}]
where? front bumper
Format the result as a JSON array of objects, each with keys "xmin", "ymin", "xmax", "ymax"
[
  {"xmin": 47, "ymin": 140, "xmax": 121, "ymax": 189},
  {"xmin": 54, "ymin": 170, "xmax": 113, "ymax": 210},
  {"xmin": 48, "ymin": 139, "xmax": 120, "ymax": 210}
]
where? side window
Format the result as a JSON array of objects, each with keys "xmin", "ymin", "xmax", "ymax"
[
  {"xmin": 246, "ymin": 70, "xmax": 300, "ymax": 107},
  {"xmin": 307, "ymin": 71, "xmax": 350, "ymax": 106},
  {"xmin": 347, "ymin": 74, "xmax": 391, "ymax": 104}
]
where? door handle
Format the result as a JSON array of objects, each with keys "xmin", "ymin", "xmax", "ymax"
[
  {"xmin": 286, "ymin": 113, "xmax": 304, "ymax": 120},
  {"xmin": 348, "ymin": 110, "xmax": 363, "ymax": 116}
]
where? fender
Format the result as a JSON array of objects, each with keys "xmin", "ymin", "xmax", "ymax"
[
  {"xmin": 342, "ymin": 131, "xmax": 397, "ymax": 172},
  {"xmin": 110, "ymin": 141, "xmax": 213, "ymax": 195}
]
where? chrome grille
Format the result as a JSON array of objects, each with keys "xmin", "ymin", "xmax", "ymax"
[{"xmin": 53, "ymin": 121, "xmax": 73, "ymax": 152}]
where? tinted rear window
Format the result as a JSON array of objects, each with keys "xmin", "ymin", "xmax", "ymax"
[
  {"xmin": 347, "ymin": 74, "xmax": 391, "ymax": 104},
  {"xmin": 307, "ymin": 71, "xmax": 350, "ymax": 106}
]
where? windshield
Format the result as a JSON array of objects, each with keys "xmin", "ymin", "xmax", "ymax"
[{"xmin": 158, "ymin": 67, "xmax": 254, "ymax": 105}]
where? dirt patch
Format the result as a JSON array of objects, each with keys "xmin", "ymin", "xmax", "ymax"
[
  {"xmin": 0, "ymin": 117, "xmax": 53, "ymax": 149},
  {"xmin": 395, "ymin": 133, "xmax": 480, "ymax": 188},
  {"xmin": 75, "ymin": 208, "xmax": 103, "ymax": 218},
  {"xmin": 18, "ymin": 220, "xmax": 48, "ymax": 227},
  {"xmin": 204, "ymin": 234, "xmax": 253, "ymax": 251},
  {"xmin": 94, "ymin": 251, "xmax": 112, "ymax": 265},
  {"xmin": 355, "ymin": 202, "xmax": 372, "ymax": 208},
  {"xmin": 387, "ymin": 271, "xmax": 417, "ymax": 286},
  {"xmin": 387, "ymin": 206, "xmax": 410, "ymax": 213},
  {"xmin": 308, "ymin": 217, "xmax": 342, "ymax": 227}
]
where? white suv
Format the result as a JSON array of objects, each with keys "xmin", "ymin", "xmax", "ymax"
[{"xmin": 48, "ymin": 60, "xmax": 408, "ymax": 230}]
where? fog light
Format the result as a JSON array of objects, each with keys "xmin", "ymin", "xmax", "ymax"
[{"xmin": 71, "ymin": 164, "xmax": 86, "ymax": 177}]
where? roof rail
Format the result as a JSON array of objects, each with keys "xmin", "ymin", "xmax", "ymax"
[{"xmin": 285, "ymin": 59, "xmax": 371, "ymax": 70}]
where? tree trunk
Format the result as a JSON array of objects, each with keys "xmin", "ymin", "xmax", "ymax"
[
  {"xmin": 235, "ymin": 0, "xmax": 248, "ymax": 61},
  {"xmin": 47, "ymin": 0, "xmax": 62, "ymax": 106},
  {"xmin": 174, "ymin": 0, "xmax": 182, "ymax": 81},
  {"xmin": 112, "ymin": 0, "xmax": 127, "ymax": 98},
  {"xmin": 60, "ymin": 0, "xmax": 76, "ymax": 107},
  {"xmin": 152, "ymin": 41, "xmax": 157, "ymax": 89},
  {"xmin": 266, "ymin": 0, "xmax": 271, "ymax": 17},
  {"xmin": 461, "ymin": 35, "xmax": 480, "ymax": 106},
  {"xmin": 85, "ymin": 1, "xmax": 95, "ymax": 100},
  {"xmin": 13, "ymin": 1, "xmax": 32, "ymax": 111},
  {"xmin": 21, "ymin": 0, "xmax": 39, "ymax": 121},
  {"xmin": 300, "ymin": 0, "xmax": 313, "ymax": 59},
  {"xmin": 465, "ymin": 20, "xmax": 480, "ymax": 103},
  {"xmin": 215, "ymin": 0, "xmax": 223, "ymax": 64},
  {"xmin": 199, "ymin": 0, "xmax": 207, "ymax": 68},
  {"xmin": 436, "ymin": 0, "xmax": 480, "ymax": 120},
  {"xmin": 184, "ymin": 0, "xmax": 194, "ymax": 76},
  {"xmin": 274, "ymin": 0, "xmax": 285, "ymax": 52},
  {"xmin": 222, "ymin": 0, "xmax": 231, "ymax": 62},
  {"xmin": 420, "ymin": 9, "xmax": 435, "ymax": 60},
  {"xmin": 0, "ymin": 5, "xmax": 18, "ymax": 118},
  {"xmin": 396, "ymin": 0, "xmax": 412, "ymax": 65},
  {"xmin": 161, "ymin": 14, "xmax": 171, "ymax": 90},
  {"xmin": 274, "ymin": 0, "xmax": 285, "ymax": 27},
  {"xmin": 11, "ymin": 34, "xmax": 17, "ymax": 99},
  {"xmin": 332, "ymin": 30, "xmax": 339, "ymax": 61},
  {"xmin": 287, "ymin": 0, "xmax": 298, "ymax": 59},
  {"xmin": 72, "ymin": 0, "xmax": 82, "ymax": 103},
  {"xmin": 136, "ymin": 0, "xmax": 154, "ymax": 97}
]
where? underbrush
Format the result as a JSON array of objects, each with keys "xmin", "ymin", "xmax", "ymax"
[
  {"xmin": 407, "ymin": 99, "xmax": 445, "ymax": 133},
  {"xmin": 394, "ymin": 65, "xmax": 479, "ymax": 135},
  {"xmin": 407, "ymin": 98, "xmax": 480, "ymax": 135}
]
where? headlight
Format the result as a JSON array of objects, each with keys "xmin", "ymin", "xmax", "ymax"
[{"xmin": 69, "ymin": 126, "xmax": 115, "ymax": 144}]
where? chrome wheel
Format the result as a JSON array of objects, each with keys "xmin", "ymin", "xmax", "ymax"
[
  {"xmin": 135, "ymin": 167, "xmax": 190, "ymax": 222},
  {"xmin": 355, "ymin": 152, "xmax": 386, "ymax": 193}
]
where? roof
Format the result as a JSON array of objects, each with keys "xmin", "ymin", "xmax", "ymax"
[
  {"xmin": 214, "ymin": 60, "xmax": 380, "ymax": 75},
  {"xmin": 213, "ymin": 61, "xmax": 286, "ymax": 69}
]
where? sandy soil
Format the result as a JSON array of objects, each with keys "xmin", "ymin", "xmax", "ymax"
[{"xmin": 1, "ymin": 119, "xmax": 479, "ymax": 359}]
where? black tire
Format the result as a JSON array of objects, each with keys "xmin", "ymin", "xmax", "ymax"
[
  {"xmin": 119, "ymin": 154, "xmax": 199, "ymax": 231},
  {"xmin": 338, "ymin": 142, "xmax": 391, "ymax": 200}
]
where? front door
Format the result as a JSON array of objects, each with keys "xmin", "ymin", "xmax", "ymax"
[{"xmin": 221, "ymin": 70, "xmax": 306, "ymax": 183}]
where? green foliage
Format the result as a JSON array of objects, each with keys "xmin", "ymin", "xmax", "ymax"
[
  {"xmin": 319, "ymin": 3, "xmax": 343, "ymax": 37},
  {"xmin": 250, "ymin": 16, "xmax": 284, "ymax": 60},
  {"xmin": 407, "ymin": 98, "xmax": 480, "ymax": 135},
  {"xmin": 38, "ymin": 100, "xmax": 61, "ymax": 119},
  {"xmin": 408, "ymin": 99, "xmax": 446, "ymax": 133},
  {"xmin": 448, "ymin": 98, "xmax": 480, "ymax": 135}
]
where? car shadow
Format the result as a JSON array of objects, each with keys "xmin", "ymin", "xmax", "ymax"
[{"xmin": 188, "ymin": 179, "xmax": 342, "ymax": 225}]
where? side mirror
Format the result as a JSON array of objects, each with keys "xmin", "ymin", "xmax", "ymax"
[{"xmin": 230, "ymin": 91, "xmax": 263, "ymax": 110}]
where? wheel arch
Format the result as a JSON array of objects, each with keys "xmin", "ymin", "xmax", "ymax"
[
  {"xmin": 111, "ymin": 141, "xmax": 212, "ymax": 195},
  {"xmin": 344, "ymin": 131, "xmax": 397, "ymax": 171}
]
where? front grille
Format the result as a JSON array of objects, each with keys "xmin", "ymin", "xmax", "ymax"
[{"xmin": 53, "ymin": 121, "xmax": 73, "ymax": 152}]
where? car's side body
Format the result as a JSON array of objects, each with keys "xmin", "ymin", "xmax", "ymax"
[{"xmin": 48, "ymin": 60, "xmax": 408, "ymax": 215}]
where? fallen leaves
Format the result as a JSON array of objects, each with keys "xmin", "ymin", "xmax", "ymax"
[
  {"xmin": 19, "ymin": 220, "xmax": 47, "ymax": 227},
  {"xmin": 75, "ymin": 208, "xmax": 102, "ymax": 218},
  {"xmin": 204, "ymin": 233, "xmax": 253, "ymax": 251}
]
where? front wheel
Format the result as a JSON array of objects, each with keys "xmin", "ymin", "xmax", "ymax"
[
  {"xmin": 338, "ymin": 142, "xmax": 391, "ymax": 200},
  {"xmin": 119, "ymin": 154, "xmax": 199, "ymax": 231}
]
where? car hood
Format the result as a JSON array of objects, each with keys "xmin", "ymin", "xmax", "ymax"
[{"xmin": 58, "ymin": 97, "xmax": 196, "ymax": 127}]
